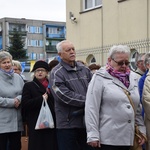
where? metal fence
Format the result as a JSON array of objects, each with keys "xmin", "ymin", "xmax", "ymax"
[
  {"xmin": 76, "ymin": 39, "xmax": 150, "ymax": 57},
  {"xmin": 76, "ymin": 39, "xmax": 150, "ymax": 66}
]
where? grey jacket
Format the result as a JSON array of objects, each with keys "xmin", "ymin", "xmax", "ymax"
[
  {"xmin": 0, "ymin": 70, "xmax": 24, "ymax": 133},
  {"xmin": 85, "ymin": 67, "xmax": 146, "ymax": 146},
  {"xmin": 49, "ymin": 60, "xmax": 92, "ymax": 129}
]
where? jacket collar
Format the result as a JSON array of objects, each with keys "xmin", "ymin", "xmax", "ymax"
[
  {"xmin": 96, "ymin": 66, "xmax": 136, "ymax": 91},
  {"xmin": 60, "ymin": 60, "xmax": 83, "ymax": 71},
  {"xmin": 32, "ymin": 77, "xmax": 47, "ymax": 93}
]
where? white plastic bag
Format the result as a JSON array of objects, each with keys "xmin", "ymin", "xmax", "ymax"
[{"xmin": 35, "ymin": 98, "xmax": 54, "ymax": 130}]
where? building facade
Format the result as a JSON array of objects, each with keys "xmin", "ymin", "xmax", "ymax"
[
  {"xmin": 0, "ymin": 17, "xmax": 66, "ymax": 71},
  {"xmin": 66, "ymin": 0, "xmax": 150, "ymax": 70}
]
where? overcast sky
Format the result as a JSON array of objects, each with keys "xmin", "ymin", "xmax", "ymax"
[{"xmin": 0, "ymin": 0, "xmax": 66, "ymax": 22}]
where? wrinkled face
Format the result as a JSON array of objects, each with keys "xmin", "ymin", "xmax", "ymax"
[
  {"xmin": 13, "ymin": 66, "xmax": 21, "ymax": 74},
  {"xmin": 34, "ymin": 68, "xmax": 48, "ymax": 80},
  {"xmin": 0, "ymin": 58, "xmax": 12, "ymax": 72},
  {"xmin": 137, "ymin": 55, "xmax": 146, "ymax": 72},
  {"xmin": 58, "ymin": 42, "xmax": 76, "ymax": 65},
  {"xmin": 108, "ymin": 52, "xmax": 130, "ymax": 73}
]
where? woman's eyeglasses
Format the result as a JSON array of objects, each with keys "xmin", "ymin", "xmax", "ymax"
[
  {"xmin": 112, "ymin": 58, "xmax": 130, "ymax": 66},
  {"xmin": 35, "ymin": 69, "xmax": 46, "ymax": 73}
]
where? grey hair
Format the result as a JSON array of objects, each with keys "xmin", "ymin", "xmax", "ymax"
[
  {"xmin": 56, "ymin": 40, "xmax": 72, "ymax": 53},
  {"xmin": 0, "ymin": 51, "xmax": 12, "ymax": 63},
  {"xmin": 12, "ymin": 60, "xmax": 22, "ymax": 71},
  {"xmin": 108, "ymin": 45, "xmax": 130, "ymax": 59},
  {"xmin": 135, "ymin": 53, "xmax": 145, "ymax": 66},
  {"xmin": 144, "ymin": 53, "xmax": 150, "ymax": 67}
]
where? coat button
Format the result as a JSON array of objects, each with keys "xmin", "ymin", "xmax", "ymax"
[
  {"xmin": 127, "ymin": 105, "xmax": 131, "ymax": 109},
  {"xmin": 128, "ymin": 120, "xmax": 131, "ymax": 123}
]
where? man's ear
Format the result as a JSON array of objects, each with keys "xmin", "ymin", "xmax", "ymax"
[{"xmin": 58, "ymin": 52, "xmax": 61, "ymax": 57}]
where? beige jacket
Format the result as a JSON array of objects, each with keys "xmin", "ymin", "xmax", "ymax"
[{"xmin": 142, "ymin": 70, "xmax": 150, "ymax": 150}]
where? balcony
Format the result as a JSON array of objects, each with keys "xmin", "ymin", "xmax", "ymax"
[
  {"xmin": 46, "ymin": 34, "xmax": 65, "ymax": 39},
  {"xmin": 9, "ymin": 30, "xmax": 27, "ymax": 36},
  {"xmin": 46, "ymin": 45, "xmax": 57, "ymax": 53}
]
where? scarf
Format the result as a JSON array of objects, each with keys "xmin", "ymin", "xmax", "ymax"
[
  {"xmin": 106, "ymin": 63, "xmax": 130, "ymax": 88},
  {"xmin": 39, "ymin": 78, "xmax": 50, "ymax": 94},
  {"xmin": 0, "ymin": 68, "xmax": 14, "ymax": 76}
]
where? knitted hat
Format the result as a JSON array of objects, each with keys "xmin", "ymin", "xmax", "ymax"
[{"xmin": 31, "ymin": 60, "xmax": 50, "ymax": 72}]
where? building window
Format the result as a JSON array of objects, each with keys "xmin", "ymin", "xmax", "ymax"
[
  {"xmin": 28, "ymin": 40, "xmax": 31, "ymax": 46},
  {"xmin": 51, "ymin": 40, "xmax": 59, "ymax": 46},
  {"xmin": 35, "ymin": 27, "xmax": 40, "ymax": 33},
  {"xmin": 35, "ymin": 40, "xmax": 40, "ymax": 47},
  {"xmin": 28, "ymin": 26, "xmax": 33, "ymax": 33},
  {"xmin": 48, "ymin": 27, "xmax": 59, "ymax": 34},
  {"xmin": 28, "ymin": 40, "xmax": 43, "ymax": 47},
  {"xmin": 83, "ymin": 0, "xmax": 102, "ymax": 10},
  {"xmin": 27, "ymin": 26, "xmax": 42, "ymax": 33}
]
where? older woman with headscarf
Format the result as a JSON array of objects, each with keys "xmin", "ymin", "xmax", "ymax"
[
  {"xmin": 85, "ymin": 45, "xmax": 146, "ymax": 150},
  {"xmin": 0, "ymin": 51, "xmax": 24, "ymax": 150}
]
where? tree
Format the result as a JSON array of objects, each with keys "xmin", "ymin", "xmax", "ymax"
[{"xmin": 8, "ymin": 28, "xmax": 28, "ymax": 60}]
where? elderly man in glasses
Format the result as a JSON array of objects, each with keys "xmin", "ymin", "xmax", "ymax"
[
  {"xmin": 85, "ymin": 45, "xmax": 146, "ymax": 150},
  {"xmin": 135, "ymin": 53, "xmax": 146, "ymax": 81}
]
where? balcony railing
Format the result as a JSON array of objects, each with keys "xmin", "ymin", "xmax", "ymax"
[
  {"xmin": 9, "ymin": 30, "xmax": 27, "ymax": 36},
  {"xmin": 46, "ymin": 45, "xmax": 57, "ymax": 52},
  {"xmin": 46, "ymin": 34, "xmax": 65, "ymax": 39}
]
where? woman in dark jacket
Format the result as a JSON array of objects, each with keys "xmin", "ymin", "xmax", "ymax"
[{"xmin": 21, "ymin": 60, "xmax": 57, "ymax": 150}]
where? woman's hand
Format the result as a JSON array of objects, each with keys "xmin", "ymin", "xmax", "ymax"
[
  {"xmin": 87, "ymin": 141, "xmax": 100, "ymax": 148},
  {"xmin": 42, "ymin": 93, "xmax": 48, "ymax": 100},
  {"xmin": 14, "ymin": 98, "xmax": 20, "ymax": 108},
  {"xmin": 138, "ymin": 135, "xmax": 146, "ymax": 146}
]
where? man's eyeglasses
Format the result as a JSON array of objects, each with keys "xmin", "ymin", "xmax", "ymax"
[{"xmin": 112, "ymin": 58, "xmax": 130, "ymax": 66}]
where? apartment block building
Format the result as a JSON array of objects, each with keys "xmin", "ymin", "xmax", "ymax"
[
  {"xmin": 66, "ymin": 0, "xmax": 150, "ymax": 70},
  {"xmin": 0, "ymin": 17, "xmax": 66, "ymax": 71}
]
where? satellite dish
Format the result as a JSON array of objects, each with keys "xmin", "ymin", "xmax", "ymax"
[{"xmin": 46, "ymin": 41, "xmax": 49, "ymax": 46}]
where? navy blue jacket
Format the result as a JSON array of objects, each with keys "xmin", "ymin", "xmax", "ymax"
[{"xmin": 138, "ymin": 69, "xmax": 149, "ymax": 117}]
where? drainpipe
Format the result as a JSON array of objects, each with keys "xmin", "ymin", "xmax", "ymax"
[
  {"xmin": 147, "ymin": 0, "xmax": 149, "ymax": 52},
  {"xmin": 101, "ymin": 6, "xmax": 104, "ymax": 65}
]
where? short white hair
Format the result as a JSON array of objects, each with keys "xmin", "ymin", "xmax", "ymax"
[
  {"xmin": 56, "ymin": 40, "xmax": 73, "ymax": 53},
  {"xmin": 108, "ymin": 45, "xmax": 130, "ymax": 59}
]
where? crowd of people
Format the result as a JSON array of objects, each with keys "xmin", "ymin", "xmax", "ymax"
[{"xmin": 0, "ymin": 40, "xmax": 150, "ymax": 150}]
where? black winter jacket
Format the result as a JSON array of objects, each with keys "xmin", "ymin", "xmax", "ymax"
[{"xmin": 21, "ymin": 77, "xmax": 57, "ymax": 150}]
